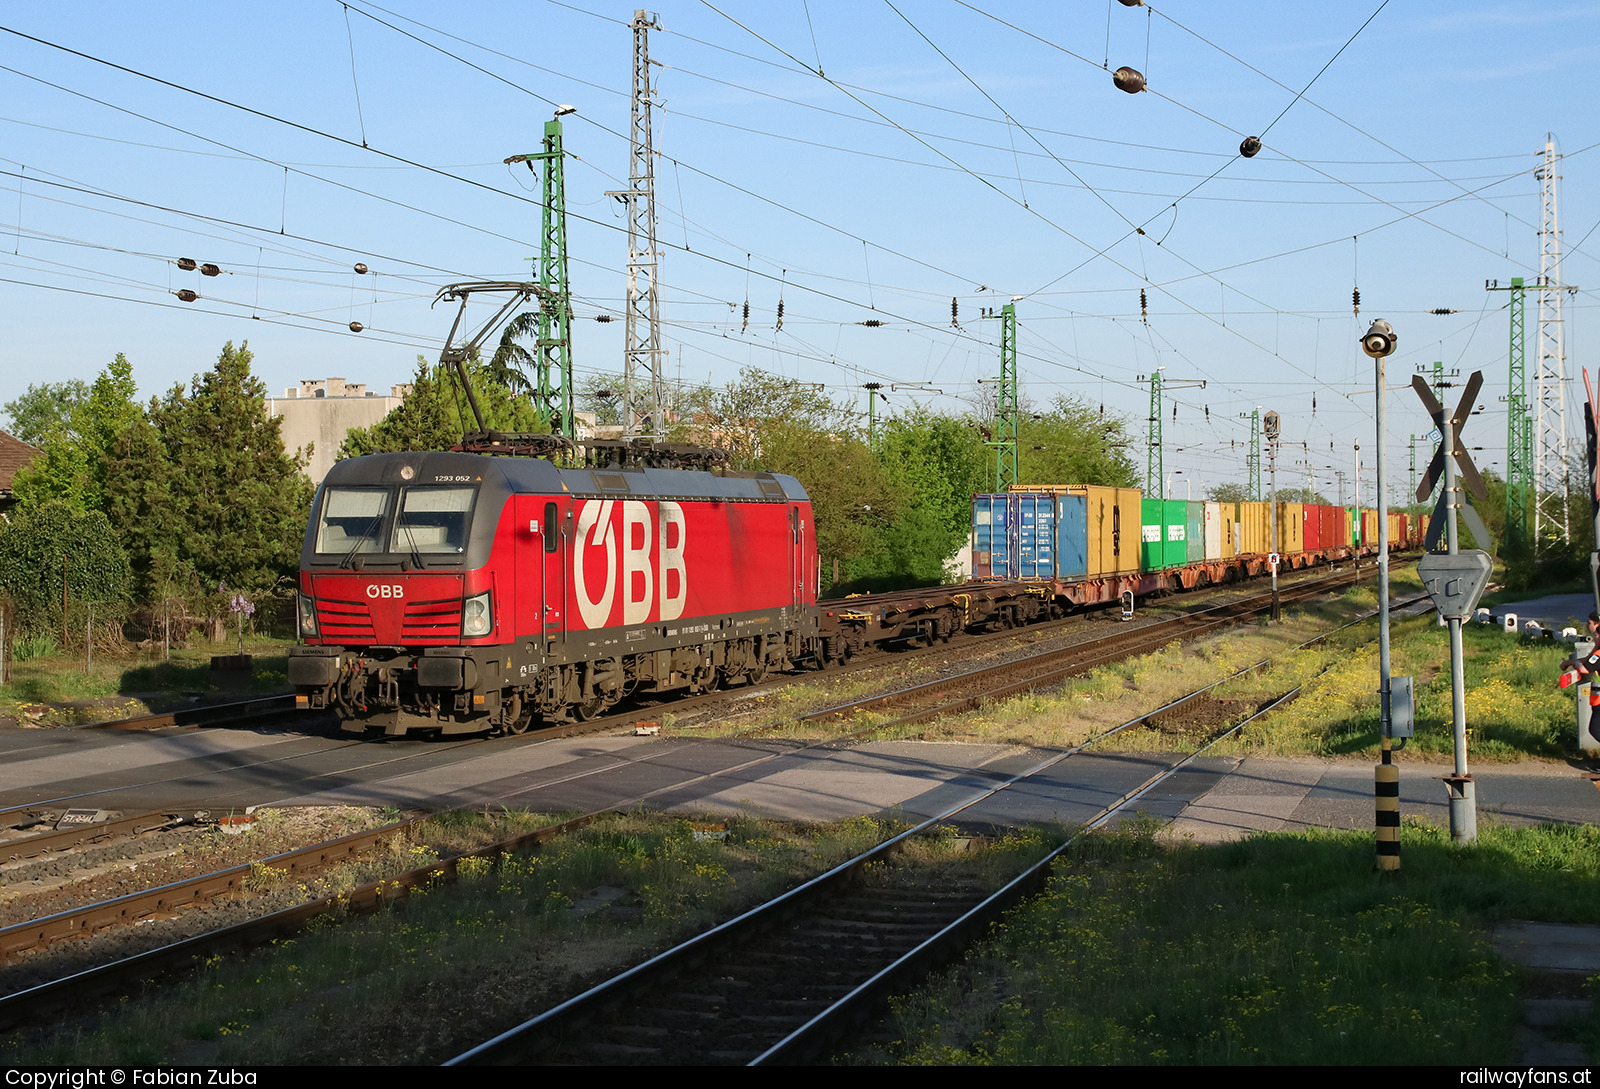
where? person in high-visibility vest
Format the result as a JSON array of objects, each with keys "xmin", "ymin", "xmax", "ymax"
[{"xmin": 1558, "ymin": 612, "xmax": 1600, "ymax": 706}]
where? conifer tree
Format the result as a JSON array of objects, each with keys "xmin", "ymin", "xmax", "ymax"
[{"xmin": 145, "ymin": 342, "xmax": 312, "ymax": 592}]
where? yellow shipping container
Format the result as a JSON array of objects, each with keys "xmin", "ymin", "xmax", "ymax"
[
  {"xmin": 1238, "ymin": 502, "xmax": 1270, "ymax": 555},
  {"xmin": 1275, "ymin": 502, "xmax": 1304, "ymax": 554},
  {"xmin": 1067, "ymin": 484, "xmax": 1142, "ymax": 577},
  {"xmin": 1216, "ymin": 501, "xmax": 1240, "ymax": 556}
]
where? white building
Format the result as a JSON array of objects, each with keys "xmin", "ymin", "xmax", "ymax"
[{"xmin": 267, "ymin": 378, "xmax": 409, "ymax": 486}]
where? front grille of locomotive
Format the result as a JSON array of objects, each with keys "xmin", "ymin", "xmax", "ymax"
[
  {"xmin": 402, "ymin": 596, "xmax": 463, "ymax": 641},
  {"xmin": 316, "ymin": 600, "xmax": 376, "ymax": 641}
]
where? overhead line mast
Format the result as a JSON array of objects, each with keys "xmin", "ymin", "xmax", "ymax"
[
  {"xmin": 611, "ymin": 9, "xmax": 667, "ymax": 441},
  {"xmin": 506, "ymin": 108, "xmax": 578, "ymax": 440},
  {"xmin": 1535, "ymin": 135, "xmax": 1575, "ymax": 546},
  {"xmin": 1488, "ymin": 277, "xmax": 1533, "ymax": 545}
]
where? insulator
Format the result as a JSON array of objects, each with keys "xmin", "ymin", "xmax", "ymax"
[
  {"xmin": 776, "ymin": 299, "xmax": 785, "ymax": 330},
  {"xmin": 200, "ymin": 263, "xmax": 221, "ymax": 277},
  {"xmin": 174, "ymin": 289, "xmax": 198, "ymax": 302},
  {"xmin": 1139, "ymin": 288, "xmax": 1148, "ymax": 319},
  {"xmin": 348, "ymin": 321, "xmax": 364, "ymax": 333},
  {"xmin": 1429, "ymin": 308, "xmax": 1457, "ymax": 315},
  {"xmin": 742, "ymin": 300, "xmax": 749, "ymax": 332},
  {"xmin": 1117, "ymin": 0, "xmax": 1143, "ymax": 6},
  {"xmin": 176, "ymin": 257, "xmax": 197, "ymax": 271},
  {"xmin": 354, "ymin": 262, "xmax": 369, "ymax": 275},
  {"xmin": 1312, "ymin": 393, "xmax": 1317, "ymax": 414},
  {"xmin": 859, "ymin": 319, "xmax": 884, "ymax": 327},
  {"xmin": 1205, "ymin": 405, "xmax": 1210, "ymax": 422},
  {"xmin": 1171, "ymin": 402, "xmax": 1176, "ymax": 420},
  {"xmin": 1352, "ymin": 287, "xmax": 1361, "ymax": 314},
  {"xmin": 950, "ymin": 297, "xmax": 958, "ymax": 327},
  {"xmin": 1239, "ymin": 136, "xmax": 1262, "ymax": 158},
  {"xmin": 1112, "ymin": 66, "xmax": 1146, "ymax": 94},
  {"xmin": 594, "ymin": 313, "xmax": 614, "ymax": 323}
]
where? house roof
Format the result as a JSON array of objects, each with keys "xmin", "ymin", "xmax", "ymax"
[{"xmin": 0, "ymin": 431, "xmax": 42, "ymax": 494}]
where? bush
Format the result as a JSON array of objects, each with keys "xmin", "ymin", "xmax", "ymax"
[{"xmin": 0, "ymin": 500, "xmax": 131, "ymax": 638}]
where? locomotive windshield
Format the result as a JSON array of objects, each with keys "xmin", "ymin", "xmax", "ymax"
[
  {"xmin": 313, "ymin": 483, "xmax": 478, "ymax": 558},
  {"xmin": 390, "ymin": 486, "xmax": 475, "ymax": 554},
  {"xmin": 315, "ymin": 487, "xmax": 390, "ymax": 554}
]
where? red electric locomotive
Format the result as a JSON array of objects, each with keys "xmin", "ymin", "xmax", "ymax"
[{"xmin": 287, "ymin": 449, "xmax": 817, "ymax": 736}]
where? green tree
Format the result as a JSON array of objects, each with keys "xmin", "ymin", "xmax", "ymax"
[
  {"xmin": 145, "ymin": 342, "xmax": 313, "ymax": 592},
  {"xmin": 102, "ymin": 410, "xmax": 178, "ymax": 601},
  {"xmin": 0, "ymin": 500, "xmax": 131, "ymax": 639},
  {"xmin": 485, "ymin": 311, "xmax": 537, "ymax": 395},
  {"xmin": 1275, "ymin": 487, "xmax": 1332, "ymax": 505},
  {"xmin": 12, "ymin": 355, "xmax": 143, "ymax": 513},
  {"xmin": 872, "ymin": 409, "xmax": 989, "ymax": 586},
  {"xmin": 1016, "ymin": 394, "xmax": 1138, "ymax": 488},
  {"xmin": 339, "ymin": 357, "xmax": 545, "ymax": 459},
  {"xmin": 577, "ymin": 370, "xmax": 627, "ymax": 426},
  {"xmin": 3, "ymin": 379, "xmax": 89, "ymax": 445},
  {"xmin": 1207, "ymin": 482, "xmax": 1251, "ymax": 504},
  {"xmin": 684, "ymin": 369, "xmax": 900, "ymax": 585}
]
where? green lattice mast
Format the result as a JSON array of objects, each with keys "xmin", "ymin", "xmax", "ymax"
[{"xmin": 532, "ymin": 116, "xmax": 575, "ymax": 438}]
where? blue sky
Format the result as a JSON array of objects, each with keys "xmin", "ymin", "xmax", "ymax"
[{"xmin": 1, "ymin": 1, "xmax": 1596, "ymax": 502}]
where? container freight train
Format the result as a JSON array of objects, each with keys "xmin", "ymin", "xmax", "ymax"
[
  {"xmin": 971, "ymin": 484, "xmax": 1420, "ymax": 608},
  {"xmin": 285, "ymin": 450, "xmax": 1416, "ymax": 738}
]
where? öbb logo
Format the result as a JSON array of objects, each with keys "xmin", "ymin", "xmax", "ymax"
[
  {"xmin": 574, "ymin": 499, "xmax": 687, "ymax": 628},
  {"xmin": 366, "ymin": 584, "xmax": 405, "ymax": 599}
]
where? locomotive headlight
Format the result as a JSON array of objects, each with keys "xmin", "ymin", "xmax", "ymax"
[
  {"xmin": 298, "ymin": 593, "xmax": 319, "ymax": 638},
  {"xmin": 462, "ymin": 591, "xmax": 493, "ymax": 637}
]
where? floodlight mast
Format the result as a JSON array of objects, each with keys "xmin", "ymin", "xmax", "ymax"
[{"xmin": 434, "ymin": 281, "xmax": 547, "ymax": 436}]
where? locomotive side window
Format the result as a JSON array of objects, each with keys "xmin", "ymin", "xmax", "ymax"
[
  {"xmin": 316, "ymin": 487, "xmax": 391, "ymax": 554},
  {"xmin": 391, "ymin": 486, "xmax": 476, "ymax": 554},
  {"xmin": 543, "ymin": 501, "xmax": 559, "ymax": 553}
]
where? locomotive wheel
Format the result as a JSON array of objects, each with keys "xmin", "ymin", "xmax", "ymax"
[
  {"xmin": 505, "ymin": 714, "xmax": 532, "ymax": 735},
  {"xmin": 746, "ymin": 659, "xmax": 769, "ymax": 685},
  {"xmin": 573, "ymin": 696, "xmax": 605, "ymax": 721}
]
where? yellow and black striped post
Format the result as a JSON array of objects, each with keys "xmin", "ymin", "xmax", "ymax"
[{"xmin": 1375, "ymin": 735, "xmax": 1400, "ymax": 870}]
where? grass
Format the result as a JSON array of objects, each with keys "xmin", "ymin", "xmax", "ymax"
[
  {"xmin": 2, "ymin": 810, "xmax": 1040, "ymax": 1066},
  {"xmin": 0, "ymin": 633, "xmax": 297, "ymax": 722},
  {"xmin": 857, "ymin": 818, "xmax": 1600, "ymax": 1066},
  {"xmin": 816, "ymin": 572, "xmax": 1586, "ymax": 762}
]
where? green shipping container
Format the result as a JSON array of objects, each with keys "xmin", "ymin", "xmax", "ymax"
[{"xmin": 1141, "ymin": 498, "xmax": 1188, "ymax": 570}]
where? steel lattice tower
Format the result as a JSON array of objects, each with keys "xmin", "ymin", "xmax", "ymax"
[
  {"xmin": 1535, "ymin": 135, "xmax": 1569, "ymax": 544},
  {"xmin": 1146, "ymin": 368, "xmax": 1163, "ymax": 496},
  {"xmin": 619, "ymin": 10, "xmax": 665, "ymax": 440},
  {"xmin": 1507, "ymin": 278, "xmax": 1533, "ymax": 543},
  {"xmin": 1248, "ymin": 408, "xmax": 1262, "ymax": 501},
  {"xmin": 994, "ymin": 303, "xmax": 1019, "ymax": 490},
  {"xmin": 534, "ymin": 118, "xmax": 574, "ymax": 439}
]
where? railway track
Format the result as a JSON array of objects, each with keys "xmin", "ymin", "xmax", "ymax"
[
  {"xmin": 798, "ymin": 565, "xmax": 1376, "ymax": 732},
  {"xmin": 0, "ymin": 567, "xmax": 1404, "ymax": 1037},
  {"xmin": 448, "ymin": 672, "xmax": 1314, "ymax": 1065}
]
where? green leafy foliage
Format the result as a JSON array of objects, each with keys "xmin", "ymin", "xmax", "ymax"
[
  {"xmin": 865, "ymin": 409, "xmax": 988, "ymax": 588},
  {"xmin": 0, "ymin": 500, "xmax": 131, "ymax": 638},
  {"xmin": 1017, "ymin": 394, "xmax": 1138, "ymax": 488},
  {"xmin": 338, "ymin": 357, "xmax": 545, "ymax": 458},
  {"xmin": 11, "ymin": 355, "xmax": 142, "ymax": 513},
  {"xmin": 148, "ymin": 343, "xmax": 313, "ymax": 592},
  {"xmin": 3, "ymin": 378, "xmax": 89, "ymax": 446}
]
